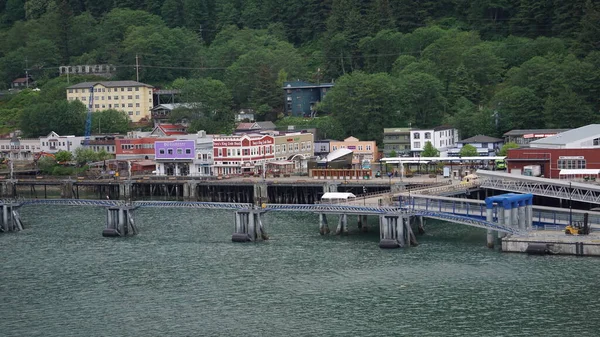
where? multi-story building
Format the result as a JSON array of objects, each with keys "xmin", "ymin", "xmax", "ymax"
[
  {"xmin": 40, "ymin": 131, "xmax": 85, "ymax": 154},
  {"xmin": 383, "ymin": 128, "xmax": 412, "ymax": 156},
  {"xmin": 448, "ymin": 135, "xmax": 503, "ymax": 157},
  {"xmin": 329, "ymin": 137, "xmax": 377, "ymax": 168},
  {"xmin": 212, "ymin": 134, "xmax": 275, "ymax": 176},
  {"xmin": 0, "ymin": 135, "xmax": 40, "ymax": 161},
  {"xmin": 410, "ymin": 126, "xmax": 459, "ymax": 157},
  {"xmin": 83, "ymin": 135, "xmax": 121, "ymax": 157},
  {"xmin": 59, "ymin": 64, "xmax": 116, "ymax": 78},
  {"xmin": 314, "ymin": 139, "xmax": 332, "ymax": 158},
  {"xmin": 66, "ymin": 81, "xmax": 154, "ymax": 122},
  {"xmin": 116, "ymin": 137, "xmax": 174, "ymax": 160},
  {"xmin": 503, "ymin": 129, "xmax": 568, "ymax": 147},
  {"xmin": 154, "ymin": 140, "xmax": 196, "ymax": 176},
  {"xmin": 273, "ymin": 132, "xmax": 314, "ymax": 172},
  {"xmin": 282, "ymin": 81, "xmax": 334, "ymax": 117}
]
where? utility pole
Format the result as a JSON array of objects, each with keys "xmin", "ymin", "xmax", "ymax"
[
  {"xmin": 25, "ymin": 57, "xmax": 29, "ymax": 88},
  {"xmin": 135, "ymin": 54, "xmax": 140, "ymax": 82}
]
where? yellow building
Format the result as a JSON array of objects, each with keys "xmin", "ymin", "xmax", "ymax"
[
  {"xmin": 274, "ymin": 132, "xmax": 314, "ymax": 161},
  {"xmin": 66, "ymin": 81, "xmax": 154, "ymax": 122},
  {"xmin": 330, "ymin": 136, "xmax": 377, "ymax": 167}
]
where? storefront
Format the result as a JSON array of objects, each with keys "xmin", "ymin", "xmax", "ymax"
[
  {"xmin": 213, "ymin": 135, "xmax": 275, "ymax": 176},
  {"xmin": 506, "ymin": 148, "xmax": 600, "ymax": 179}
]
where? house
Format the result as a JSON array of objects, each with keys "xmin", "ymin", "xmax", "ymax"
[
  {"xmin": 283, "ymin": 81, "xmax": 334, "ymax": 117},
  {"xmin": 11, "ymin": 76, "xmax": 35, "ymax": 89},
  {"xmin": 149, "ymin": 123, "xmax": 188, "ymax": 137},
  {"xmin": 66, "ymin": 81, "xmax": 154, "ymax": 123},
  {"xmin": 115, "ymin": 137, "xmax": 174, "ymax": 160},
  {"xmin": 151, "ymin": 103, "xmax": 199, "ymax": 125},
  {"xmin": 234, "ymin": 121, "xmax": 276, "ymax": 134},
  {"xmin": 448, "ymin": 135, "xmax": 503, "ymax": 157},
  {"xmin": 236, "ymin": 109, "xmax": 255, "ymax": 122},
  {"xmin": 410, "ymin": 126, "xmax": 459, "ymax": 157},
  {"xmin": 59, "ymin": 64, "xmax": 116, "ymax": 78},
  {"xmin": 82, "ymin": 135, "xmax": 123, "ymax": 156},
  {"xmin": 329, "ymin": 137, "xmax": 377, "ymax": 168},
  {"xmin": 0, "ymin": 134, "xmax": 40, "ymax": 161},
  {"xmin": 383, "ymin": 128, "xmax": 412, "ymax": 156},
  {"xmin": 503, "ymin": 129, "xmax": 568, "ymax": 147}
]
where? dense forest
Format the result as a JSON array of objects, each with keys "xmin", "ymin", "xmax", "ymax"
[{"xmin": 0, "ymin": 0, "xmax": 598, "ymax": 144}]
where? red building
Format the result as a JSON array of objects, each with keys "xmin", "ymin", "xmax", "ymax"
[
  {"xmin": 116, "ymin": 137, "xmax": 174, "ymax": 160},
  {"xmin": 506, "ymin": 148, "xmax": 600, "ymax": 178},
  {"xmin": 213, "ymin": 134, "xmax": 274, "ymax": 176}
]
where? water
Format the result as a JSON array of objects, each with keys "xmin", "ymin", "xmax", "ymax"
[{"xmin": 2, "ymin": 206, "xmax": 600, "ymax": 336}]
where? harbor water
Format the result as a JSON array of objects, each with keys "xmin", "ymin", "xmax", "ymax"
[{"xmin": 2, "ymin": 205, "xmax": 600, "ymax": 336}]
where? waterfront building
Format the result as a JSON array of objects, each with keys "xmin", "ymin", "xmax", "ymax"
[
  {"xmin": 528, "ymin": 124, "xmax": 600, "ymax": 149},
  {"xmin": 383, "ymin": 128, "xmax": 412, "ymax": 156},
  {"xmin": 212, "ymin": 134, "xmax": 275, "ymax": 176},
  {"xmin": 314, "ymin": 139, "xmax": 333, "ymax": 158},
  {"xmin": 282, "ymin": 81, "xmax": 334, "ymax": 117},
  {"xmin": 0, "ymin": 135, "xmax": 40, "ymax": 161},
  {"xmin": 273, "ymin": 132, "xmax": 314, "ymax": 172},
  {"xmin": 448, "ymin": 135, "xmax": 503, "ymax": 157},
  {"xmin": 329, "ymin": 137, "xmax": 377, "ymax": 168},
  {"xmin": 410, "ymin": 126, "xmax": 458, "ymax": 157},
  {"xmin": 154, "ymin": 140, "xmax": 196, "ymax": 176},
  {"xmin": 66, "ymin": 81, "xmax": 154, "ymax": 122},
  {"xmin": 115, "ymin": 137, "xmax": 173, "ymax": 160},
  {"xmin": 39, "ymin": 131, "xmax": 85, "ymax": 154},
  {"xmin": 503, "ymin": 128, "xmax": 568, "ymax": 147},
  {"xmin": 83, "ymin": 135, "xmax": 122, "ymax": 156}
]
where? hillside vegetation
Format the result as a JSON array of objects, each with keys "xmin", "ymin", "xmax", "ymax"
[{"xmin": 0, "ymin": 0, "xmax": 598, "ymax": 143}]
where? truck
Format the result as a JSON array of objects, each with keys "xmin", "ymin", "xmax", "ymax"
[
  {"xmin": 495, "ymin": 159, "xmax": 506, "ymax": 170},
  {"xmin": 523, "ymin": 165, "xmax": 541, "ymax": 177}
]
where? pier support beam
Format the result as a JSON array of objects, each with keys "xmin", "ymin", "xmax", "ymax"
[
  {"xmin": 119, "ymin": 182, "xmax": 132, "ymax": 202},
  {"xmin": 319, "ymin": 214, "xmax": 330, "ymax": 235},
  {"xmin": 357, "ymin": 215, "xmax": 368, "ymax": 232},
  {"xmin": 335, "ymin": 214, "xmax": 348, "ymax": 235},
  {"xmin": 485, "ymin": 208, "xmax": 496, "ymax": 248},
  {"xmin": 379, "ymin": 215, "xmax": 415, "ymax": 249},
  {"xmin": 253, "ymin": 182, "xmax": 268, "ymax": 206},
  {"xmin": 232, "ymin": 210, "xmax": 268, "ymax": 242},
  {"xmin": 60, "ymin": 181, "xmax": 74, "ymax": 199},
  {"xmin": 103, "ymin": 206, "xmax": 137, "ymax": 237},
  {"xmin": 184, "ymin": 181, "xmax": 198, "ymax": 201},
  {"xmin": 0, "ymin": 203, "xmax": 23, "ymax": 233}
]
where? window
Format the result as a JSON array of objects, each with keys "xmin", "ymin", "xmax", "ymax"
[
  {"xmin": 218, "ymin": 148, "xmax": 222, "ymax": 156},
  {"xmin": 81, "ymin": 97, "xmax": 86, "ymax": 101},
  {"xmin": 135, "ymin": 87, "xmax": 139, "ymax": 91},
  {"xmin": 136, "ymin": 103, "xmax": 140, "ymax": 107},
  {"xmin": 127, "ymin": 87, "xmax": 132, "ymax": 91},
  {"xmin": 414, "ymin": 133, "xmax": 420, "ymax": 139},
  {"xmin": 176, "ymin": 149, "xmax": 183, "ymax": 154},
  {"xmin": 594, "ymin": 138, "xmax": 600, "ymax": 146},
  {"xmin": 114, "ymin": 96, "xmax": 118, "ymax": 100},
  {"xmin": 136, "ymin": 111, "xmax": 140, "ymax": 115},
  {"xmin": 122, "ymin": 104, "xmax": 126, "ymax": 107},
  {"xmin": 243, "ymin": 149, "xmax": 249, "ymax": 156},
  {"xmin": 185, "ymin": 149, "xmax": 191, "ymax": 154},
  {"xmin": 128, "ymin": 103, "xmax": 133, "ymax": 107},
  {"xmin": 135, "ymin": 95, "xmax": 139, "ymax": 99},
  {"xmin": 128, "ymin": 95, "xmax": 132, "ymax": 99},
  {"xmin": 121, "ymin": 88, "xmax": 125, "ymax": 92},
  {"xmin": 159, "ymin": 149, "xmax": 165, "ymax": 154},
  {"xmin": 108, "ymin": 96, "xmax": 111, "ymax": 100},
  {"xmin": 424, "ymin": 132, "xmax": 431, "ymax": 139},
  {"xmin": 102, "ymin": 104, "xmax": 105, "ymax": 108},
  {"xmin": 358, "ymin": 145, "xmax": 363, "ymax": 151},
  {"xmin": 95, "ymin": 104, "xmax": 99, "ymax": 108},
  {"xmin": 121, "ymin": 96, "xmax": 125, "ymax": 99},
  {"xmin": 167, "ymin": 149, "xmax": 173, "ymax": 155},
  {"xmin": 558, "ymin": 159, "xmax": 586, "ymax": 169},
  {"xmin": 414, "ymin": 142, "xmax": 421, "ymax": 148},
  {"xmin": 68, "ymin": 89, "xmax": 73, "ymax": 93},
  {"xmin": 366, "ymin": 145, "xmax": 371, "ymax": 151},
  {"xmin": 128, "ymin": 111, "xmax": 133, "ymax": 115}
]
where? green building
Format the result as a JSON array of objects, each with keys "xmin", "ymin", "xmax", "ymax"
[
  {"xmin": 283, "ymin": 81, "xmax": 334, "ymax": 117},
  {"xmin": 383, "ymin": 128, "xmax": 412, "ymax": 156}
]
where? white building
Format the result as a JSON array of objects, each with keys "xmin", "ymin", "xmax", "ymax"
[
  {"xmin": 0, "ymin": 135, "xmax": 41, "ymax": 161},
  {"xmin": 529, "ymin": 124, "xmax": 600, "ymax": 149},
  {"xmin": 447, "ymin": 135, "xmax": 503, "ymax": 157},
  {"xmin": 39, "ymin": 131, "xmax": 85, "ymax": 154},
  {"xmin": 410, "ymin": 126, "xmax": 459, "ymax": 156}
]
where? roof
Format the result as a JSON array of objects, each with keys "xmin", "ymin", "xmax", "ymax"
[
  {"xmin": 256, "ymin": 121, "xmax": 276, "ymax": 129},
  {"xmin": 559, "ymin": 169, "xmax": 600, "ymax": 176},
  {"xmin": 321, "ymin": 192, "xmax": 356, "ymax": 200},
  {"xmin": 151, "ymin": 124, "xmax": 187, "ymax": 136},
  {"xmin": 283, "ymin": 81, "xmax": 334, "ymax": 89},
  {"xmin": 12, "ymin": 77, "xmax": 30, "ymax": 83},
  {"xmin": 67, "ymin": 81, "xmax": 153, "ymax": 89},
  {"xmin": 325, "ymin": 148, "xmax": 353, "ymax": 162},
  {"xmin": 458, "ymin": 135, "xmax": 503, "ymax": 143},
  {"xmin": 530, "ymin": 124, "xmax": 600, "ymax": 146},
  {"xmin": 384, "ymin": 128, "xmax": 412, "ymax": 133},
  {"xmin": 503, "ymin": 129, "xmax": 568, "ymax": 136},
  {"xmin": 235, "ymin": 121, "xmax": 276, "ymax": 131},
  {"xmin": 152, "ymin": 103, "xmax": 199, "ymax": 111}
]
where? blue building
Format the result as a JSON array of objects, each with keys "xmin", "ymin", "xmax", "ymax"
[{"xmin": 283, "ymin": 81, "xmax": 334, "ymax": 117}]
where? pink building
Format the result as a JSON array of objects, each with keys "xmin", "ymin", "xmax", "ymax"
[{"xmin": 213, "ymin": 134, "xmax": 275, "ymax": 176}]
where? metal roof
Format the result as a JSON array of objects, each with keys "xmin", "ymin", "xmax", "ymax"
[
  {"xmin": 502, "ymin": 129, "xmax": 568, "ymax": 136},
  {"xmin": 458, "ymin": 135, "xmax": 503, "ymax": 143},
  {"xmin": 325, "ymin": 148, "xmax": 353, "ymax": 162},
  {"xmin": 322, "ymin": 192, "xmax": 356, "ymax": 200},
  {"xmin": 559, "ymin": 169, "xmax": 600, "ymax": 175},
  {"xmin": 67, "ymin": 81, "xmax": 153, "ymax": 89},
  {"xmin": 529, "ymin": 124, "xmax": 600, "ymax": 146}
]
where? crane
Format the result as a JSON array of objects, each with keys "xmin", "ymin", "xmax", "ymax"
[{"xmin": 83, "ymin": 85, "xmax": 94, "ymax": 146}]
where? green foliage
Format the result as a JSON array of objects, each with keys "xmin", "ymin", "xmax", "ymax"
[
  {"xmin": 389, "ymin": 150, "xmax": 397, "ymax": 158},
  {"xmin": 55, "ymin": 150, "xmax": 73, "ymax": 163},
  {"xmin": 20, "ymin": 100, "xmax": 86, "ymax": 137},
  {"xmin": 499, "ymin": 142, "xmax": 519, "ymax": 156},
  {"xmin": 74, "ymin": 148, "xmax": 112, "ymax": 166},
  {"xmin": 92, "ymin": 109, "xmax": 131, "ymax": 134},
  {"xmin": 459, "ymin": 144, "xmax": 478, "ymax": 157},
  {"xmin": 422, "ymin": 141, "xmax": 440, "ymax": 157}
]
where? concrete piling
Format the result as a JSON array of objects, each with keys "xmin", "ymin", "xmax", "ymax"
[{"xmin": 103, "ymin": 206, "xmax": 136, "ymax": 237}]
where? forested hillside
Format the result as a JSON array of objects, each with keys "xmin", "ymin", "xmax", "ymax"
[{"xmin": 0, "ymin": 0, "xmax": 598, "ymax": 143}]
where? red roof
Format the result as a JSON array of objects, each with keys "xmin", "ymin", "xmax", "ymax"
[
  {"xmin": 12, "ymin": 77, "xmax": 30, "ymax": 83},
  {"xmin": 157, "ymin": 124, "xmax": 187, "ymax": 136},
  {"xmin": 236, "ymin": 123, "xmax": 255, "ymax": 130}
]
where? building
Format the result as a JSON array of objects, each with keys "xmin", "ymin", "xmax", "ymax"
[
  {"xmin": 115, "ymin": 137, "xmax": 174, "ymax": 160},
  {"xmin": 212, "ymin": 134, "xmax": 275, "ymax": 176},
  {"xmin": 283, "ymin": 81, "xmax": 333, "ymax": 117},
  {"xmin": 235, "ymin": 121, "xmax": 277, "ymax": 134},
  {"xmin": 59, "ymin": 64, "xmax": 116, "ymax": 78},
  {"xmin": 506, "ymin": 148, "xmax": 600, "ymax": 179},
  {"xmin": 0, "ymin": 135, "xmax": 40, "ymax": 161},
  {"xmin": 528, "ymin": 124, "xmax": 600, "ymax": 149},
  {"xmin": 383, "ymin": 128, "xmax": 412, "ymax": 156},
  {"xmin": 329, "ymin": 137, "xmax": 377, "ymax": 168},
  {"xmin": 503, "ymin": 129, "xmax": 568, "ymax": 147},
  {"xmin": 314, "ymin": 139, "xmax": 333, "ymax": 158},
  {"xmin": 151, "ymin": 103, "xmax": 199, "ymax": 125},
  {"xmin": 66, "ymin": 81, "xmax": 154, "ymax": 122},
  {"xmin": 83, "ymin": 135, "xmax": 121, "ymax": 156},
  {"xmin": 410, "ymin": 126, "xmax": 458, "ymax": 157},
  {"xmin": 149, "ymin": 124, "xmax": 188, "ymax": 137},
  {"xmin": 154, "ymin": 140, "xmax": 196, "ymax": 176},
  {"xmin": 448, "ymin": 135, "xmax": 503, "ymax": 157},
  {"xmin": 236, "ymin": 109, "xmax": 255, "ymax": 122},
  {"xmin": 39, "ymin": 131, "xmax": 85, "ymax": 154},
  {"xmin": 273, "ymin": 132, "xmax": 314, "ymax": 172}
]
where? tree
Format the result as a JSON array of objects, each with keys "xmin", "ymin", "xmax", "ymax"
[
  {"xmin": 20, "ymin": 100, "xmax": 86, "ymax": 137},
  {"xmin": 421, "ymin": 141, "xmax": 440, "ymax": 157},
  {"xmin": 459, "ymin": 144, "xmax": 478, "ymax": 157},
  {"xmin": 397, "ymin": 72, "xmax": 447, "ymax": 128},
  {"xmin": 389, "ymin": 150, "xmax": 397, "ymax": 158},
  {"xmin": 543, "ymin": 89, "xmax": 595, "ymax": 128},
  {"xmin": 74, "ymin": 148, "xmax": 97, "ymax": 166},
  {"xmin": 499, "ymin": 142, "xmax": 519, "ymax": 156},
  {"xmin": 92, "ymin": 109, "xmax": 130, "ymax": 134},
  {"xmin": 491, "ymin": 86, "xmax": 544, "ymax": 132},
  {"xmin": 55, "ymin": 150, "xmax": 73, "ymax": 163}
]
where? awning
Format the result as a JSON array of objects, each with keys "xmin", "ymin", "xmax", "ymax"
[
  {"xmin": 267, "ymin": 160, "xmax": 294, "ymax": 166},
  {"xmin": 559, "ymin": 169, "xmax": 600, "ymax": 175},
  {"xmin": 321, "ymin": 192, "xmax": 356, "ymax": 200}
]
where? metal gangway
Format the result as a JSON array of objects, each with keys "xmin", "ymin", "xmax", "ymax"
[{"xmin": 477, "ymin": 170, "xmax": 600, "ymax": 204}]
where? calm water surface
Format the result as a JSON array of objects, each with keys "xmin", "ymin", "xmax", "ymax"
[{"xmin": 2, "ymin": 205, "xmax": 600, "ymax": 336}]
